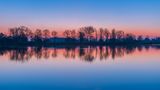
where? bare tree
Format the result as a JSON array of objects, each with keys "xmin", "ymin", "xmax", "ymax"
[
  {"xmin": 51, "ymin": 31, "xmax": 57, "ymax": 38},
  {"xmin": 9, "ymin": 26, "xmax": 32, "ymax": 43},
  {"xmin": 43, "ymin": 29, "xmax": 50, "ymax": 39},
  {"xmin": 137, "ymin": 35, "xmax": 143, "ymax": 41},
  {"xmin": 111, "ymin": 29, "xmax": 116, "ymax": 40},
  {"xmin": 35, "ymin": 29, "xmax": 42, "ymax": 38},
  {"xmin": 33, "ymin": 29, "xmax": 43, "ymax": 43},
  {"xmin": 99, "ymin": 28, "xmax": 104, "ymax": 42},
  {"xmin": 116, "ymin": 30, "xmax": 125, "ymax": 40},
  {"xmin": 78, "ymin": 30, "xmax": 85, "ymax": 42},
  {"xmin": 70, "ymin": 30, "xmax": 76, "ymax": 39},
  {"xmin": 103, "ymin": 28, "xmax": 110, "ymax": 42},
  {"xmin": 63, "ymin": 30, "xmax": 71, "ymax": 38},
  {"xmin": 80, "ymin": 26, "xmax": 96, "ymax": 42},
  {"xmin": 9, "ymin": 26, "xmax": 31, "ymax": 37}
]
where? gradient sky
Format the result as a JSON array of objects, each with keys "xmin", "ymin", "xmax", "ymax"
[{"xmin": 0, "ymin": 0, "xmax": 160, "ymax": 36}]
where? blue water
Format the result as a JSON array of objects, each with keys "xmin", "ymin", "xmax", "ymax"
[{"xmin": 0, "ymin": 46, "xmax": 160, "ymax": 90}]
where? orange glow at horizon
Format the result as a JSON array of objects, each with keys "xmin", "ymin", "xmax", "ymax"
[{"xmin": 0, "ymin": 25, "xmax": 160, "ymax": 37}]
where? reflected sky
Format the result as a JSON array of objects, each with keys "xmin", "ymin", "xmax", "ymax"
[
  {"xmin": 0, "ymin": 46, "xmax": 160, "ymax": 89},
  {"xmin": 0, "ymin": 45, "xmax": 159, "ymax": 62}
]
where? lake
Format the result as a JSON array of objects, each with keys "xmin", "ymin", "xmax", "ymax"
[{"xmin": 0, "ymin": 45, "xmax": 160, "ymax": 90}]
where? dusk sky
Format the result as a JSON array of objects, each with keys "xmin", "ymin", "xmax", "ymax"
[{"xmin": 0, "ymin": 0, "xmax": 160, "ymax": 36}]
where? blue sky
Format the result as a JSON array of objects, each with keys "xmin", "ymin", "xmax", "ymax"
[{"xmin": 0, "ymin": 0, "xmax": 160, "ymax": 36}]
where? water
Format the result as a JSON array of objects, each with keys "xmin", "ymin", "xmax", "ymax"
[{"xmin": 0, "ymin": 45, "xmax": 160, "ymax": 90}]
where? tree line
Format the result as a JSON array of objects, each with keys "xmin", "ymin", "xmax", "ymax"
[{"xmin": 0, "ymin": 26, "xmax": 160, "ymax": 46}]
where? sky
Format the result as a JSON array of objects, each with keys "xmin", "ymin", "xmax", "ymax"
[{"xmin": 0, "ymin": 0, "xmax": 160, "ymax": 36}]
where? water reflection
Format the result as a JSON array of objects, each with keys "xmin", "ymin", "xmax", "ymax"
[{"xmin": 0, "ymin": 45, "xmax": 160, "ymax": 62}]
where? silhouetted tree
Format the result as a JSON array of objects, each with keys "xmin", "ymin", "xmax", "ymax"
[
  {"xmin": 63, "ymin": 30, "xmax": 71, "ymax": 39},
  {"xmin": 137, "ymin": 35, "xmax": 143, "ymax": 42},
  {"xmin": 110, "ymin": 29, "xmax": 116, "ymax": 43},
  {"xmin": 0, "ymin": 33, "xmax": 5, "ymax": 38},
  {"xmin": 43, "ymin": 29, "xmax": 50, "ymax": 39},
  {"xmin": 144, "ymin": 36, "xmax": 150, "ymax": 43},
  {"xmin": 51, "ymin": 31, "xmax": 57, "ymax": 38},
  {"xmin": 32, "ymin": 29, "xmax": 43, "ymax": 44},
  {"xmin": 51, "ymin": 31, "xmax": 57, "ymax": 43},
  {"xmin": 9, "ymin": 26, "xmax": 31, "ymax": 44},
  {"xmin": 116, "ymin": 31, "xmax": 124, "ymax": 39},
  {"xmin": 103, "ymin": 28, "xmax": 110, "ymax": 43},
  {"xmin": 79, "ymin": 31, "xmax": 85, "ymax": 43},
  {"xmin": 80, "ymin": 26, "xmax": 96, "ymax": 42},
  {"xmin": 116, "ymin": 30, "xmax": 125, "ymax": 43},
  {"xmin": 125, "ymin": 33, "xmax": 136, "ymax": 43},
  {"xmin": 0, "ymin": 25, "xmax": 159, "ymax": 46},
  {"xmin": 0, "ymin": 33, "xmax": 7, "ymax": 45},
  {"xmin": 99, "ymin": 28, "xmax": 104, "ymax": 42},
  {"xmin": 70, "ymin": 30, "xmax": 76, "ymax": 39}
]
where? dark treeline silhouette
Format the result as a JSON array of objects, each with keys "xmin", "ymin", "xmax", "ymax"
[
  {"xmin": 0, "ymin": 45, "xmax": 160, "ymax": 62},
  {"xmin": 0, "ymin": 26, "xmax": 160, "ymax": 46}
]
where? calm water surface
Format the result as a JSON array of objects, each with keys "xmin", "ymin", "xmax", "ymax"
[{"xmin": 0, "ymin": 45, "xmax": 160, "ymax": 90}]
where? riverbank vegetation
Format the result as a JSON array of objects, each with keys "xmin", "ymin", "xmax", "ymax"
[{"xmin": 0, "ymin": 26, "xmax": 160, "ymax": 46}]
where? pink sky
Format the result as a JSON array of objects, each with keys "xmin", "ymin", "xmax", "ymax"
[{"xmin": 0, "ymin": 25, "xmax": 159, "ymax": 37}]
